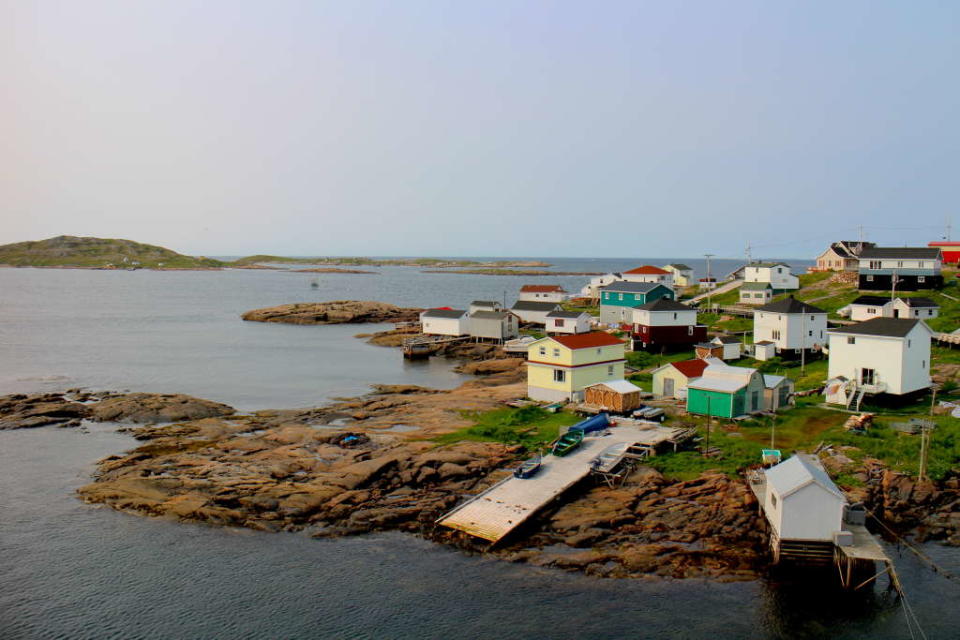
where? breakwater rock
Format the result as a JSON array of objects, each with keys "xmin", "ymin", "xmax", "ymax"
[
  {"xmin": 0, "ymin": 391, "xmax": 235, "ymax": 429},
  {"xmin": 241, "ymin": 300, "xmax": 422, "ymax": 325}
]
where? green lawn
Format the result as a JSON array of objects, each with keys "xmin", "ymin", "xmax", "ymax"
[{"xmin": 433, "ymin": 406, "xmax": 581, "ymax": 450}]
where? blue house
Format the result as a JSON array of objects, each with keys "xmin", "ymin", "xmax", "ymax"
[{"xmin": 599, "ymin": 282, "xmax": 674, "ymax": 325}]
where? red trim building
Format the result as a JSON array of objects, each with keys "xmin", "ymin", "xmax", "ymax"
[{"xmin": 929, "ymin": 241, "xmax": 960, "ymax": 264}]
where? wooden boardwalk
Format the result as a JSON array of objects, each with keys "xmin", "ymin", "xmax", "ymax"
[{"xmin": 437, "ymin": 423, "xmax": 686, "ymax": 543}]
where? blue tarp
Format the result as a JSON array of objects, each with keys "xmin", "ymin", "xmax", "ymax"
[{"xmin": 570, "ymin": 413, "xmax": 610, "ymax": 434}]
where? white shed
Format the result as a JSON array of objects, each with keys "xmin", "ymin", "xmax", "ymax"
[
  {"xmin": 419, "ymin": 309, "xmax": 469, "ymax": 336},
  {"xmin": 763, "ymin": 455, "xmax": 846, "ymax": 542},
  {"xmin": 711, "ymin": 335, "xmax": 742, "ymax": 360},
  {"xmin": 469, "ymin": 310, "xmax": 520, "ymax": 342},
  {"xmin": 545, "ymin": 310, "xmax": 592, "ymax": 334},
  {"xmin": 510, "ymin": 301, "xmax": 562, "ymax": 325},
  {"xmin": 518, "ymin": 285, "xmax": 566, "ymax": 303}
]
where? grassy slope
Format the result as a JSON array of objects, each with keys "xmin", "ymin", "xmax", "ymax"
[{"xmin": 0, "ymin": 236, "xmax": 223, "ymax": 269}]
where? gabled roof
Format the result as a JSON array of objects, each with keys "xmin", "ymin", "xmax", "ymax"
[
  {"xmin": 899, "ymin": 297, "xmax": 938, "ymax": 308},
  {"xmin": 748, "ymin": 262, "xmax": 791, "ymax": 268},
  {"xmin": 829, "ymin": 317, "xmax": 928, "ymax": 338},
  {"xmin": 550, "ymin": 332, "xmax": 625, "ymax": 350},
  {"xmin": 470, "ymin": 310, "xmax": 512, "ymax": 320},
  {"xmin": 712, "ymin": 335, "xmax": 741, "ymax": 344},
  {"xmin": 859, "ymin": 247, "xmax": 942, "ymax": 260},
  {"xmin": 511, "ymin": 301, "xmax": 562, "ymax": 311},
  {"xmin": 668, "ymin": 358, "xmax": 709, "ymax": 379},
  {"xmin": 741, "ymin": 282, "xmax": 773, "ymax": 291},
  {"xmin": 586, "ymin": 379, "xmax": 640, "ymax": 394},
  {"xmin": 624, "ymin": 265, "xmax": 670, "ymax": 275},
  {"xmin": 546, "ymin": 310, "xmax": 589, "ymax": 319},
  {"xmin": 824, "ymin": 241, "xmax": 875, "ymax": 259},
  {"xmin": 763, "ymin": 374, "xmax": 789, "ymax": 389},
  {"xmin": 687, "ymin": 358, "xmax": 757, "ymax": 393},
  {"xmin": 471, "ymin": 300, "xmax": 500, "ymax": 307},
  {"xmin": 421, "ymin": 308, "xmax": 467, "ymax": 319},
  {"xmin": 849, "ymin": 295, "xmax": 893, "ymax": 306},
  {"xmin": 765, "ymin": 454, "xmax": 845, "ymax": 501},
  {"xmin": 602, "ymin": 281, "xmax": 668, "ymax": 294},
  {"xmin": 520, "ymin": 284, "xmax": 565, "ymax": 293},
  {"xmin": 756, "ymin": 296, "xmax": 826, "ymax": 315},
  {"xmin": 633, "ymin": 298, "xmax": 691, "ymax": 312},
  {"xmin": 664, "ymin": 263, "xmax": 692, "ymax": 271},
  {"xmin": 754, "ymin": 340, "xmax": 775, "ymax": 345}
]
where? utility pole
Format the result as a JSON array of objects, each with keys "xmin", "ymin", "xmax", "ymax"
[
  {"xmin": 800, "ymin": 310, "xmax": 806, "ymax": 375},
  {"xmin": 891, "ymin": 269, "xmax": 897, "ymax": 302},
  {"xmin": 704, "ymin": 253, "xmax": 715, "ymax": 311},
  {"xmin": 858, "ymin": 224, "xmax": 865, "ymax": 245},
  {"xmin": 770, "ymin": 414, "xmax": 776, "ymax": 450},
  {"xmin": 703, "ymin": 397, "xmax": 711, "ymax": 457},
  {"xmin": 919, "ymin": 386, "xmax": 938, "ymax": 483},
  {"xmin": 745, "ymin": 243, "xmax": 752, "ymax": 265}
]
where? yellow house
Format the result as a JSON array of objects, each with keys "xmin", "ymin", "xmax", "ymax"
[{"xmin": 527, "ymin": 332, "xmax": 626, "ymax": 402}]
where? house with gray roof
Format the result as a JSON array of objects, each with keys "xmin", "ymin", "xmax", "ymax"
[
  {"xmin": 739, "ymin": 281, "xmax": 773, "ymax": 305},
  {"xmin": 510, "ymin": 300, "xmax": 563, "ymax": 325},
  {"xmin": 469, "ymin": 310, "xmax": 519, "ymax": 342},
  {"xmin": 857, "ymin": 247, "xmax": 943, "ymax": 291},
  {"xmin": 545, "ymin": 310, "xmax": 592, "ymax": 335},
  {"xmin": 419, "ymin": 308, "xmax": 468, "ymax": 336}
]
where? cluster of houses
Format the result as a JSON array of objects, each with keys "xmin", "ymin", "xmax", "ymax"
[{"xmin": 813, "ymin": 242, "xmax": 945, "ymax": 291}]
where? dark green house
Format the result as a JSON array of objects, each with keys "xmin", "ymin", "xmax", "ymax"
[
  {"xmin": 686, "ymin": 360, "xmax": 765, "ymax": 418},
  {"xmin": 599, "ymin": 282, "xmax": 674, "ymax": 325}
]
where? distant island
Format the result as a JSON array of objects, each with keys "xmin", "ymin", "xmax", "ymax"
[
  {"xmin": 0, "ymin": 236, "xmax": 552, "ymax": 270},
  {"xmin": 0, "ymin": 236, "xmax": 224, "ymax": 269}
]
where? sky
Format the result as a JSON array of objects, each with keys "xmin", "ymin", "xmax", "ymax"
[{"xmin": 2, "ymin": 1, "xmax": 958, "ymax": 259}]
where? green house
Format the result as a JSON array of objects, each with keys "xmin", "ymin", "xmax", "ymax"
[
  {"xmin": 686, "ymin": 359, "xmax": 765, "ymax": 418},
  {"xmin": 599, "ymin": 282, "xmax": 674, "ymax": 324}
]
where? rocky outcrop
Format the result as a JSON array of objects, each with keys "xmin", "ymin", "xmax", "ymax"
[
  {"xmin": 241, "ymin": 301, "xmax": 422, "ymax": 325},
  {"xmin": 0, "ymin": 393, "xmax": 89, "ymax": 429},
  {"xmin": 88, "ymin": 393, "xmax": 235, "ymax": 423},
  {"xmin": 0, "ymin": 391, "xmax": 235, "ymax": 429}
]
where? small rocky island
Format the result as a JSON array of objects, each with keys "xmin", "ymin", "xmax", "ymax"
[{"xmin": 240, "ymin": 300, "xmax": 423, "ymax": 325}]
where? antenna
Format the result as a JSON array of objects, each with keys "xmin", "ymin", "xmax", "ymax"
[
  {"xmin": 946, "ymin": 217, "xmax": 953, "ymax": 242},
  {"xmin": 704, "ymin": 254, "xmax": 715, "ymax": 311},
  {"xmin": 858, "ymin": 225, "xmax": 864, "ymax": 245},
  {"xmin": 745, "ymin": 243, "xmax": 752, "ymax": 264}
]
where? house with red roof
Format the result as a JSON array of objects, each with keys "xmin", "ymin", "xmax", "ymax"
[
  {"xmin": 518, "ymin": 284, "xmax": 567, "ymax": 303},
  {"xmin": 622, "ymin": 265, "xmax": 674, "ymax": 286},
  {"xmin": 650, "ymin": 358, "xmax": 710, "ymax": 399},
  {"xmin": 526, "ymin": 332, "xmax": 627, "ymax": 402}
]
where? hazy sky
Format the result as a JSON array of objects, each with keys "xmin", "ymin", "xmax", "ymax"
[{"xmin": 3, "ymin": 1, "xmax": 958, "ymax": 258}]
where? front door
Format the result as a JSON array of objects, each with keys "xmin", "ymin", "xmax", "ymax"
[
  {"xmin": 664, "ymin": 378, "xmax": 675, "ymax": 397},
  {"xmin": 893, "ymin": 308, "xmax": 900, "ymax": 318}
]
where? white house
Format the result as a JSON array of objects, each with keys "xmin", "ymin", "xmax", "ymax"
[
  {"xmin": 752, "ymin": 340, "xmax": 777, "ymax": 361},
  {"xmin": 838, "ymin": 296, "xmax": 940, "ymax": 322},
  {"xmin": 739, "ymin": 282, "xmax": 773, "ymax": 305},
  {"xmin": 753, "ymin": 297, "xmax": 827, "ymax": 355},
  {"xmin": 621, "ymin": 265, "xmax": 674, "ymax": 286},
  {"xmin": 419, "ymin": 308, "xmax": 468, "ymax": 336},
  {"xmin": 545, "ymin": 310, "xmax": 592, "ymax": 334},
  {"xmin": 580, "ymin": 273, "xmax": 622, "ymax": 299},
  {"xmin": 510, "ymin": 301, "xmax": 563, "ymax": 325},
  {"xmin": 814, "ymin": 241, "xmax": 875, "ymax": 272},
  {"xmin": 469, "ymin": 300, "xmax": 503, "ymax": 314},
  {"xmin": 711, "ymin": 335, "xmax": 742, "ymax": 360},
  {"xmin": 763, "ymin": 455, "xmax": 847, "ymax": 547},
  {"xmin": 662, "ymin": 264, "xmax": 695, "ymax": 287},
  {"xmin": 699, "ymin": 277, "xmax": 718, "ymax": 291},
  {"xmin": 826, "ymin": 318, "xmax": 933, "ymax": 400},
  {"xmin": 743, "ymin": 262, "xmax": 799, "ymax": 290},
  {"xmin": 518, "ymin": 284, "xmax": 566, "ymax": 303},
  {"xmin": 468, "ymin": 310, "xmax": 519, "ymax": 342}
]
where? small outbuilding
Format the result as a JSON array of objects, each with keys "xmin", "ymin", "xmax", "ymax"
[
  {"xmin": 583, "ymin": 380, "xmax": 643, "ymax": 413},
  {"xmin": 468, "ymin": 310, "xmax": 519, "ymax": 342},
  {"xmin": 545, "ymin": 310, "xmax": 592, "ymax": 334},
  {"xmin": 753, "ymin": 340, "xmax": 777, "ymax": 361},
  {"xmin": 420, "ymin": 308, "xmax": 469, "ymax": 336},
  {"xmin": 763, "ymin": 374, "xmax": 795, "ymax": 411},
  {"xmin": 510, "ymin": 300, "xmax": 563, "ymax": 325},
  {"xmin": 651, "ymin": 358, "xmax": 709, "ymax": 399},
  {"xmin": 763, "ymin": 455, "xmax": 846, "ymax": 554}
]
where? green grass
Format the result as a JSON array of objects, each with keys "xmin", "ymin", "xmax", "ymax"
[
  {"xmin": 433, "ymin": 406, "xmax": 581, "ymax": 450},
  {"xmin": 0, "ymin": 236, "xmax": 224, "ymax": 269},
  {"xmin": 561, "ymin": 300, "xmax": 600, "ymax": 316},
  {"xmin": 646, "ymin": 430, "xmax": 763, "ymax": 480}
]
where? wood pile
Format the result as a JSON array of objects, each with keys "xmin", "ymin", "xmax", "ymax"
[{"xmin": 843, "ymin": 413, "xmax": 873, "ymax": 431}]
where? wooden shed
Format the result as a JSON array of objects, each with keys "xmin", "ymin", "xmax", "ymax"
[{"xmin": 583, "ymin": 380, "xmax": 642, "ymax": 413}]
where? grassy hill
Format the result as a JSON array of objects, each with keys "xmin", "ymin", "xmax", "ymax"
[{"xmin": 0, "ymin": 236, "xmax": 225, "ymax": 269}]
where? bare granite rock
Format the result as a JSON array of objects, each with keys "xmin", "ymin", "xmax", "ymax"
[{"xmin": 241, "ymin": 301, "xmax": 422, "ymax": 325}]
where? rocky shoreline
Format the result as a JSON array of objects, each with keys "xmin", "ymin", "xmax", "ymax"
[{"xmin": 241, "ymin": 300, "xmax": 422, "ymax": 325}]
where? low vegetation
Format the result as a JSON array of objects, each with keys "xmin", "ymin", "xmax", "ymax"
[
  {"xmin": 0, "ymin": 236, "xmax": 224, "ymax": 269},
  {"xmin": 434, "ymin": 406, "xmax": 581, "ymax": 449}
]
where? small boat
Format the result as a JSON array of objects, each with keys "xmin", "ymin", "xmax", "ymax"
[
  {"xmin": 513, "ymin": 453, "xmax": 542, "ymax": 479},
  {"xmin": 551, "ymin": 430, "xmax": 584, "ymax": 457},
  {"xmin": 310, "ymin": 279, "xmax": 319, "ymax": 289}
]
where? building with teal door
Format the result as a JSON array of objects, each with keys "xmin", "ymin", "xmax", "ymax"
[{"xmin": 599, "ymin": 282, "xmax": 674, "ymax": 325}]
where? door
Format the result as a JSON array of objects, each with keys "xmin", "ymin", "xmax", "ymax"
[
  {"xmin": 861, "ymin": 368, "xmax": 876, "ymax": 385},
  {"xmin": 663, "ymin": 378, "xmax": 675, "ymax": 397},
  {"xmin": 893, "ymin": 308, "xmax": 900, "ymax": 318}
]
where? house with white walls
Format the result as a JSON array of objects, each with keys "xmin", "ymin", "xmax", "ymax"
[
  {"xmin": 739, "ymin": 282, "xmax": 773, "ymax": 305},
  {"xmin": 743, "ymin": 262, "xmax": 799, "ymax": 290},
  {"xmin": 510, "ymin": 301, "xmax": 563, "ymax": 325},
  {"xmin": 545, "ymin": 310, "xmax": 592, "ymax": 335},
  {"xmin": 857, "ymin": 247, "xmax": 943, "ymax": 291},
  {"xmin": 753, "ymin": 297, "xmax": 827, "ymax": 357},
  {"xmin": 825, "ymin": 318, "xmax": 933, "ymax": 406},
  {"xmin": 469, "ymin": 300, "xmax": 503, "ymax": 314},
  {"xmin": 518, "ymin": 285, "xmax": 567, "ymax": 303},
  {"xmin": 662, "ymin": 264, "xmax": 695, "ymax": 287},
  {"xmin": 838, "ymin": 296, "xmax": 940, "ymax": 322},
  {"xmin": 621, "ymin": 265, "xmax": 674, "ymax": 286},
  {"xmin": 419, "ymin": 308, "xmax": 469, "ymax": 336}
]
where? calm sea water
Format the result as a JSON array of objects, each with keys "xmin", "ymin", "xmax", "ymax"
[{"xmin": 1, "ymin": 261, "xmax": 956, "ymax": 639}]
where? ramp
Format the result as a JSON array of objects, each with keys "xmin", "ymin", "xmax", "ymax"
[{"xmin": 437, "ymin": 424, "xmax": 681, "ymax": 543}]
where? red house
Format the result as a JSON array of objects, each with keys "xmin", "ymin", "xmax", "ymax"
[
  {"xmin": 631, "ymin": 298, "xmax": 707, "ymax": 351},
  {"xmin": 929, "ymin": 241, "xmax": 960, "ymax": 264}
]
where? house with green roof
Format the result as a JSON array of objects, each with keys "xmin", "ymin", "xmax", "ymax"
[
  {"xmin": 599, "ymin": 282, "xmax": 674, "ymax": 325},
  {"xmin": 739, "ymin": 282, "xmax": 773, "ymax": 305}
]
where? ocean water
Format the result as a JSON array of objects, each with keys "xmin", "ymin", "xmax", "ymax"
[{"xmin": 0, "ymin": 262, "xmax": 956, "ymax": 639}]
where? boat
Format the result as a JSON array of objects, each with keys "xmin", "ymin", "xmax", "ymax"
[
  {"xmin": 551, "ymin": 430, "xmax": 584, "ymax": 457},
  {"xmin": 310, "ymin": 279, "xmax": 319, "ymax": 289},
  {"xmin": 513, "ymin": 453, "xmax": 542, "ymax": 479}
]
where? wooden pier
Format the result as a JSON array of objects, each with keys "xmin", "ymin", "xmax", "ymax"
[
  {"xmin": 437, "ymin": 423, "xmax": 688, "ymax": 544},
  {"xmin": 401, "ymin": 334, "xmax": 469, "ymax": 359}
]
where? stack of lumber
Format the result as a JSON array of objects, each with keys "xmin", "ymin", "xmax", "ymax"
[{"xmin": 843, "ymin": 413, "xmax": 873, "ymax": 431}]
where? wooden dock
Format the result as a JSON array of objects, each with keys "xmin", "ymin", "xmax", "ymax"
[{"xmin": 437, "ymin": 423, "xmax": 687, "ymax": 544}]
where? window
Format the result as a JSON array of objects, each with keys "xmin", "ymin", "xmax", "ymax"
[
  {"xmin": 808, "ymin": 330, "xmax": 813, "ymax": 337},
  {"xmin": 847, "ymin": 336, "xmax": 856, "ymax": 345},
  {"xmin": 867, "ymin": 308, "xmax": 876, "ymax": 314},
  {"xmin": 908, "ymin": 340, "xmax": 911, "ymax": 348},
  {"xmin": 555, "ymin": 319, "xmax": 565, "ymax": 327},
  {"xmin": 596, "ymin": 348, "xmax": 602, "ymax": 354},
  {"xmin": 918, "ymin": 276, "xmax": 926, "ymax": 283},
  {"xmin": 929, "ymin": 310, "xmax": 934, "ymax": 316},
  {"xmin": 553, "ymin": 369, "xmax": 566, "ymax": 382},
  {"xmin": 869, "ymin": 261, "xmax": 881, "ymax": 270},
  {"xmin": 897, "ymin": 261, "xmax": 904, "ymax": 268},
  {"xmin": 866, "ymin": 275, "xmax": 874, "ymax": 282},
  {"xmin": 673, "ymin": 313, "xmax": 677, "ymax": 320},
  {"xmin": 861, "ymin": 368, "xmax": 876, "ymax": 385},
  {"xmin": 810, "ymin": 315, "xmax": 815, "ymax": 321},
  {"xmin": 771, "ymin": 330, "xmax": 781, "ymax": 340},
  {"xmin": 607, "ymin": 365, "xmax": 614, "ymax": 375},
  {"xmin": 688, "ymin": 325, "xmax": 694, "ymax": 335},
  {"xmin": 618, "ymin": 293, "xmax": 624, "ymax": 301},
  {"xmin": 552, "ymin": 348, "xmax": 560, "ymax": 357},
  {"xmin": 771, "ymin": 494, "xmax": 777, "ymax": 508},
  {"xmin": 923, "ymin": 360, "xmax": 927, "ymax": 368},
  {"xmin": 539, "ymin": 347, "xmax": 546, "ymax": 356}
]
